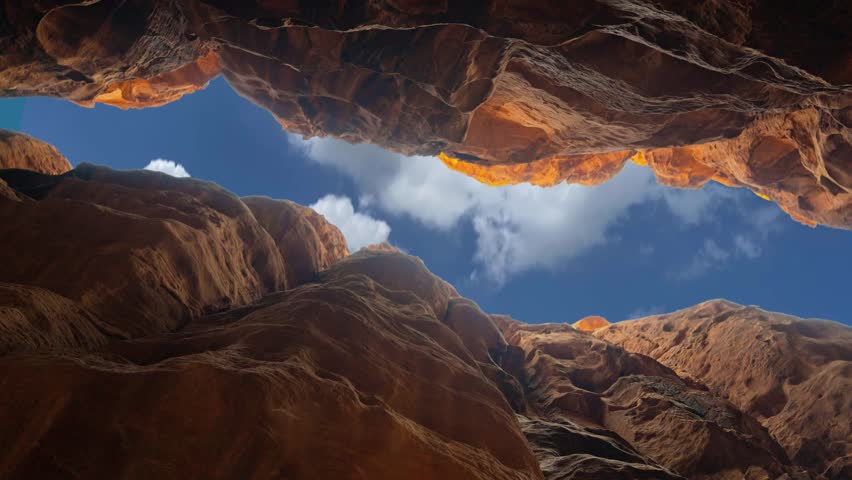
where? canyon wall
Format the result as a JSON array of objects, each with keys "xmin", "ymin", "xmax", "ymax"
[
  {"xmin": 1, "ymin": 1, "xmax": 850, "ymax": 228},
  {"xmin": 1, "ymin": 135, "xmax": 850, "ymax": 479}
]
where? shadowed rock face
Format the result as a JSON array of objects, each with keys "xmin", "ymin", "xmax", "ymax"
[
  {"xmin": 242, "ymin": 195, "xmax": 349, "ymax": 287},
  {"xmin": 0, "ymin": 139, "xmax": 849, "ymax": 478},
  {"xmin": 596, "ymin": 300, "xmax": 852, "ymax": 477},
  {"xmin": 1, "ymin": 1, "xmax": 850, "ymax": 228}
]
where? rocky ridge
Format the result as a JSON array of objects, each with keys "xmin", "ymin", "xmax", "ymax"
[
  {"xmin": 1, "ymin": 135, "xmax": 849, "ymax": 479},
  {"xmin": 0, "ymin": 1, "xmax": 850, "ymax": 228}
]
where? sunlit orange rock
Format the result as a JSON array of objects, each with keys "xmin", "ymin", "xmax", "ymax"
[
  {"xmin": 88, "ymin": 51, "xmax": 220, "ymax": 109},
  {"xmin": 439, "ymin": 151, "xmax": 631, "ymax": 187},
  {"xmin": 572, "ymin": 315, "xmax": 610, "ymax": 332},
  {"xmin": 0, "ymin": 130, "xmax": 71, "ymax": 175}
]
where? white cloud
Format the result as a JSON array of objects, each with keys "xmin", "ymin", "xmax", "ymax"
[
  {"xmin": 627, "ymin": 305, "xmax": 667, "ymax": 319},
  {"xmin": 657, "ymin": 184, "xmax": 738, "ymax": 225},
  {"xmin": 674, "ymin": 239, "xmax": 731, "ymax": 280},
  {"xmin": 288, "ymin": 134, "xmax": 784, "ymax": 286},
  {"xmin": 291, "ymin": 135, "xmax": 659, "ymax": 284},
  {"xmin": 144, "ymin": 159, "xmax": 190, "ymax": 178},
  {"xmin": 309, "ymin": 194, "xmax": 390, "ymax": 251}
]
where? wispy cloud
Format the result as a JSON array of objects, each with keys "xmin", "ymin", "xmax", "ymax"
[
  {"xmin": 626, "ymin": 305, "xmax": 667, "ymax": 319},
  {"xmin": 673, "ymin": 239, "xmax": 731, "ymax": 280}
]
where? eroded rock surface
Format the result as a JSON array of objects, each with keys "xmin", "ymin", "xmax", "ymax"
[
  {"xmin": 596, "ymin": 300, "xmax": 852, "ymax": 477},
  {"xmin": 1, "ymin": 1, "xmax": 850, "ymax": 227},
  {"xmin": 0, "ymin": 130, "xmax": 71, "ymax": 174},
  {"xmin": 0, "ymin": 137, "xmax": 850, "ymax": 478},
  {"xmin": 243, "ymin": 195, "xmax": 349, "ymax": 287}
]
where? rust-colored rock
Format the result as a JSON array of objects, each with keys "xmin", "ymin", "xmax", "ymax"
[
  {"xmin": 0, "ymin": 1, "xmax": 850, "ymax": 228},
  {"xmin": 0, "ymin": 164, "xmax": 288, "ymax": 337},
  {"xmin": 319, "ymin": 248, "xmax": 460, "ymax": 320},
  {"xmin": 496, "ymin": 318, "xmax": 821, "ymax": 479},
  {"xmin": 572, "ymin": 315, "xmax": 610, "ymax": 332},
  {"xmin": 0, "ymin": 274, "xmax": 541, "ymax": 480},
  {"xmin": 0, "ymin": 134, "xmax": 849, "ymax": 478},
  {"xmin": 596, "ymin": 300, "xmax": 852, "ymax": 477},
  {"xmin": 0, "ymin": 283, "xmax": 115, "ymax": 353},
  {"xmin": 88, "ymin": 50, "xmax": 220, "ymax": 109},
  {"xmin": 243, "ymin": 195, "xmax": 348, "ymax": 288},
  {"xmin": 0, "ymin": 129, "xmax": 71, "ymax": 174}
]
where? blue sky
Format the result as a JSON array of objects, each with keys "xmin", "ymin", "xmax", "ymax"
[{"xmin": 1, "ymin": 78, "xmax": 849, "ymax": 325}]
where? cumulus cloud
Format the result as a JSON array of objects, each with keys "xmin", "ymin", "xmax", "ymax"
[
  {"xmin": 309, "ymin": 194, "xmax": 390, "ymax": 251},
  {"xmin": 289, "ymin": 134, "xmax": 784, "ymax": 285},
  {"xmin": 144, "ymin": 159, "xmax": 190, "ymax": 177},
  {"xmin": 292, "ymin": 135, "xmax": 658, "ymax": 284}
]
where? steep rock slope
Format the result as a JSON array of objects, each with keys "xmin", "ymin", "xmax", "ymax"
[
  {"xmin": 1, "ymin": 1, "xmax": 850, "ymax": 227},
  {"xmin": 0, "ymin": 130, "xmax": 71, "ymax": 174},
  {"xmin": 242, "ymin": 195, "xmax": 349, "ymax": 287},
  {"xmin": 495, "ymin": 318, "xmax": 809, "ymax": 480},
  {"xmin": 0, "ymin": 272, "xmax": 542, "ymax": 480},
  {"xmin": 0, "ymin": 164, "xmax": 288, "ymax": 337},
  {"xmin": 596, "ymin": 300, "xmax": 852, "ymax": 477}
]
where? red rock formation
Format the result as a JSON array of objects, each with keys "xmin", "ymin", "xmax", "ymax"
[
  {"xmin": 0, "ymin": 130, "xmax": 71, "ymax": 174},
  {"xmin": 596, "ymin": 300, "xmax": 852, "ymax": 477},
  {"xmin": 243, "ymin": 196, "xmax": 349, "ymax": 287},
  {"xmin": 573, "ymin": 315, "xmax": 610, "ymax": 332},
  {"xmin": 0, "ymin": 164, "xmax": 292, "ymax": 337},
  {"xmin": 0, "ymin": 274, "xmax": 541, "ymax": 480},
  {"xmin": 1, "ymin": 136, "xmax": 849, "ymax": 478},
  {"xmin": 495, "ymin": 317, "xmax": 825, "ymax": 479},
  {"xmin": 0, "ymin": 1, "xmax": 849, "ymax": 228},
  {"xmin": 319, "ymin": 248, "xmax": 460, "ymax": 319},
  {"xmin": 0, "ymin": 283, "xmax": 115, "ymax": 353}
]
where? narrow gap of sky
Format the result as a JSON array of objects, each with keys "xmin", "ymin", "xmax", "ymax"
[{"xmin": 1, "ymin": 78, "xmax": 849, "ymax": 325}]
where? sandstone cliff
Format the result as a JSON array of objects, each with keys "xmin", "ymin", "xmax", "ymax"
[
  {"xmin": 596, "ymin": 301, "xmax": 852, "ymax": 478},
  {"xmin": 0, "ymin": 130, "xmax": 71, "ymax": 175},
  {"xmin": 1, "ymin": 1, "xmax": 850, "ymax": 228}
]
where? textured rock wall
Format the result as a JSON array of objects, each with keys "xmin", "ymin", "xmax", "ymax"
[
  {"xmin": 596, "ymin": 300, "xmax": 852, "ymax": 477},
  {"xmin": 1, "ymin": 1, "xmax": 850, "ymax": 228},
  {"xmin": 0, "ymin": 130, "xmax": 71, "ymax": 174},
  {"xmin": 1, "ymin": 136, "xmax": 850, "ymax": 478}
]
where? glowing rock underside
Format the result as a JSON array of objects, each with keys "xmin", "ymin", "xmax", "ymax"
[
  {"xmin": 0, "ymin": 0, "xmax": 850, "ymax": 227},
  {"xmin": 572, "ymin": 315, "xmax": 610, "ymax": 332}
]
